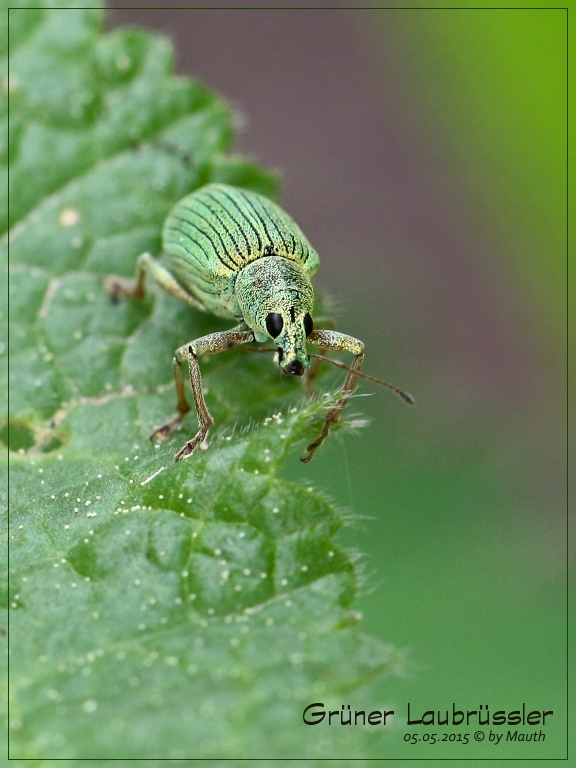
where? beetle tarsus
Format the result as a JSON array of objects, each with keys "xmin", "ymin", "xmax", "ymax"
[
  {"xmin": 300, "ymin": 446, "xmax": 316, "ymax": 464},
  {"xmin": 150, "ymin": 405, "xmax": 191, "ymax": 442},
  {"xmin": 301, "ymin": 412, "xmax": 336, "ymax": 463},
  {"xmin": 150, "ymin": 423, "xmax": 174, "ymax": 441},
  {"xmin": 101, "ymin": 275, "xmax": 139, "ymax": 302},
  {"xmin": 174, "ymin": 430, "xmax": 208, "ymax": 461}
]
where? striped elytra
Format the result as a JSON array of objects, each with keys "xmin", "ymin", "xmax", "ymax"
[{"xmin": 162, "ymin": 183, "xmax": 320, "ymax": 298}]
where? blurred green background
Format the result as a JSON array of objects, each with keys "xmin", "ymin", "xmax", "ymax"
[{"xmin": 109, "ymin": 3, "xmax": 568, "ymax": 760}]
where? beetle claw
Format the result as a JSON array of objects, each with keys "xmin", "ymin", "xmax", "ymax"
[
  {"xmin": 101, "ymin": 275, "xmax": 135, "ymax": 302},
  {"xmin": 173, "ymin": 429, "xmax": 209, "ymax": 461},
  {"xmin": 151, "ymin": 425, "xmax": 172, "ymax": 441},
  {"xmin": 150, "ymin": 421, "xmax": 178, "ymax": 441}
]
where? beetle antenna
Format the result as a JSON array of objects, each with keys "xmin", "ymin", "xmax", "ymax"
[
  {"xmin": 245, "ymin": 347, "xmax": 414, "ymax": 405},
  {"xmin": 308, "ymin": 353, "xmax": 414, "ymax": 404}
]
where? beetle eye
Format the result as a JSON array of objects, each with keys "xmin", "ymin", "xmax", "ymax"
[
  {"xmin": 304, "ymin": 313, "xmax": 313, "ymax": 337},
  {"xmin": 265, "ymin": 312, "xmax": 284, "ymax": 338}
]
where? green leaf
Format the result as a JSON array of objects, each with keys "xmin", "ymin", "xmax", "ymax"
[{"xmin": 5, "ymin": 4, "xmax": 401, "ymax": 759}]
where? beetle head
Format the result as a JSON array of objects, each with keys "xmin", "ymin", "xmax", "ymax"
[
  {"xmin": 235, "ymin": 256, "xmax": 314, "ymax": 377},
  {"xmin": 265, "ymin": 308, "xmax": 314, "ymax": 376}
]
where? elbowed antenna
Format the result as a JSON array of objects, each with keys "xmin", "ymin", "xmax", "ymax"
[
  {"xmin": 308, "ymin": 353, "xmax": 414, "ymax": 404},
  {"xmin": 245, "ymin": 347, "xmax": 414, "ymax": 405}
]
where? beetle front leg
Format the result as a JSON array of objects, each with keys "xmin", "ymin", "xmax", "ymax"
[
  {"xmin": 171, "ymin": 345, "xmax": 215, "ymax": 462},
  {"xmin": 302, "ymin": 329, "xmax": 364, "ymax": 463},
  {"xmin": 303, "ymin": 316, "xmax": 335, "ymax": 391},
  {"xmin": 151, "ymin": 326, "xmax": 255, "ymax": 461}
]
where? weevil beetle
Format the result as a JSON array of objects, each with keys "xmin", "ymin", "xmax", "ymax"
[{"xmin": 106, "ymin": 183, "xmax": 412, "ymax": 462}]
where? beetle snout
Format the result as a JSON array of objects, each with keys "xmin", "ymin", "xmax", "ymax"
[{"xmin": 282, "ymin": 359, "xmax": 305, "ymax": 377}]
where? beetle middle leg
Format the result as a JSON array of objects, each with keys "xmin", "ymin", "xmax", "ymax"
[
  {"xmin": 103, "ymin": 252, "xmax": 205, "ymax": 311},
  {"xmin": 151, "ymin": 325, "xmax": 255, "ymax": 461},
  {"xmin": 302, "ymin": 329, "xmax": 364, "ymax": 463}
]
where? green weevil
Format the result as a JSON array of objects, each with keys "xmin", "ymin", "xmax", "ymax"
[{"xmin": 106, "ymin": 183, "xmax": 412, "ymax": 462}]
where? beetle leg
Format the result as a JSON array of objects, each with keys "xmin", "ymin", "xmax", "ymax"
[
  {"xmin": 103, "ymin": 252, "xmax": 205, "ymax": 311},
  {"xmin": 149, "ymin": 356, "xmax": 192, "ymax": 440},
  {"xmin": 302, "ymin": 329, "xmax": 364, "ymax": 463},
  {"xmin": 150, "ymin": 326, "xmax": 255, "ymax": 461},
  {"xmin": 303, "ymin": 316, "xmax": 335, "ymax": 390}
]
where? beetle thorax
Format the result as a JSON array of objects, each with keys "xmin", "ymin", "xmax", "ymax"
[{"xmin": 235, "ymin": 256, "xmax": 314, "ymax": 374}]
